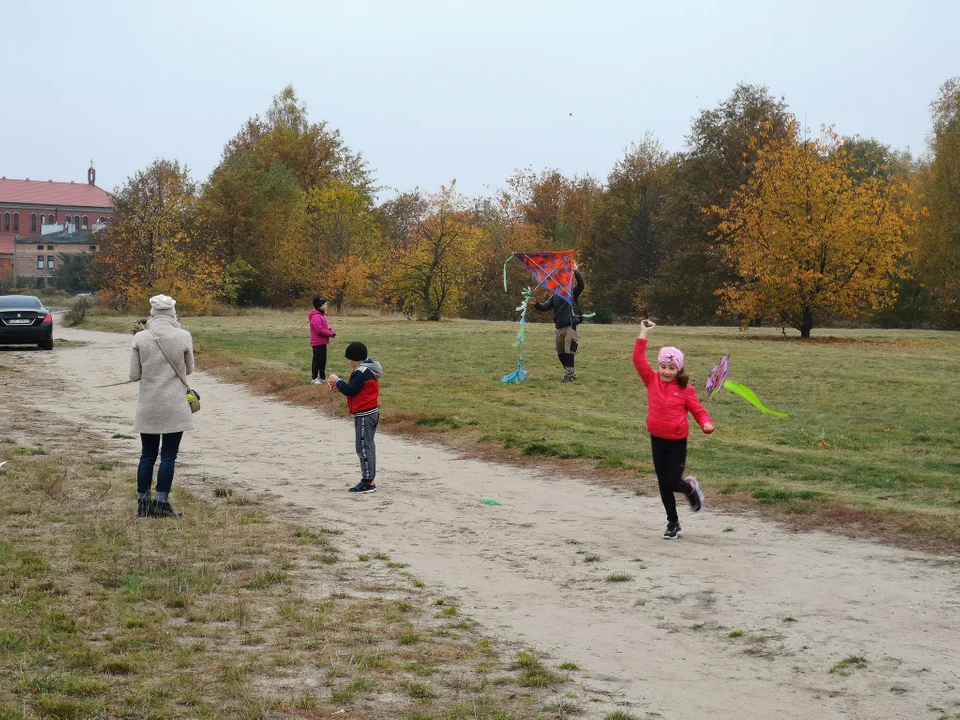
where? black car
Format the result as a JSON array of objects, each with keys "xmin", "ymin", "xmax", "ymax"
[{"xmin": 0, "ymin": 295, "xmax": 54, "ymax": 350}]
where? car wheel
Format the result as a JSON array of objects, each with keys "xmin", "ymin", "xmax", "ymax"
[{"xmin": 39, "ymin": 336, "xmax": 54, "ymax": 351}]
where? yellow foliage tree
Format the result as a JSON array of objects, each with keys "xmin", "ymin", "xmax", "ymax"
[
  {"xmin": 713, "ymin": 122, "xmax": 914, "ymax": 337},
  {"xmin": 910, "ymin": 78, "xmax": 960, "ymax": 328},
  {"xmin": 385, "ymin": 182, "xmax": 482, "ymax": 320},
  {"xmin": 304, "ymin": 180, "xmax": 380, "ymax": 311},
  {"xmin": 95, "ymin": 159, "xmax": 225, "ymax": 312}
]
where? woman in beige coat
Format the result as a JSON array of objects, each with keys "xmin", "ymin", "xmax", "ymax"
[{"xmin": 130, "ymin": 294, "xmax": 195, "ymax": 518}]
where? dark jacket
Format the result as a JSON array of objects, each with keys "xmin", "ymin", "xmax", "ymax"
[{"xmin": 530, "ymin": 270, "xmax": 585, "ymax": 329}]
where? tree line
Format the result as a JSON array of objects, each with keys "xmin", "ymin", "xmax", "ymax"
[{"xmin": 90, "ymin": 80, "xmax": 960, "ymax": 336}]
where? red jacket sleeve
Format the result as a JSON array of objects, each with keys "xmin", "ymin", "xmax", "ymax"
[
  {"xmin": 632, "ymin": 338, "xmax": 655, "ymax": 387},
  {"xmin": 685, "ymin": 386, "xmax": 713, "ymax": 430}
]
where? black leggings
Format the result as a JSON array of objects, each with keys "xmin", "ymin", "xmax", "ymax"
[
  {"xmin": 650, "ymin": 435, "xmax": 693, "ymax": 524},
  {"xmin": 311, "ymin": 344, "xmax": 328, "ymax": 380}
]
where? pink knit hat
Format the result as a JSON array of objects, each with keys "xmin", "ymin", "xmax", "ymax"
[{"xmin": 658, "ymin": 346, "xmax": 684, "ymax": 370}]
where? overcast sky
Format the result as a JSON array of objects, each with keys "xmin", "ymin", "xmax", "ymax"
[{"xmin": 2, "ymin": 0, "xmax": 956, "ymax": 199}]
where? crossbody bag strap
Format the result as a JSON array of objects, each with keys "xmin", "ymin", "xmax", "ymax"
[{"xmin": 147, "ymin": 330, "xmax": 191, "ymax": 391}]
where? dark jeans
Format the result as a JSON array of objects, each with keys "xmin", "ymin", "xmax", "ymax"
[
  {"xmin": 311, "ymin": 344, "xmax": 328, "ymax": 380},
  {"xmin": 650, "ymin": 435, "xmax": 693, "ymax": 524},
  {"xmin": 138, "ymin": 432, "xmax": 183, "ymax": 495}
]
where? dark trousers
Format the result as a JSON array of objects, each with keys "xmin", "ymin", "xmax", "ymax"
[
  {"xmin": 355, "ymin": 410, "xmax": 379, "ymax": 481},
  {"xmin": 311, "ymin": 344, "xmax": 328, "ymax": 380},
  {"xmin": 138, "ymin": 432, "xmax": 183, "ymax": 495},
  {"xmin": 650, "ymin": 435, "xmax": 693, "ymax": 524}
]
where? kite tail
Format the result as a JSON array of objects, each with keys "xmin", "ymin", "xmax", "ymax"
[
  {"xmin": 502, "ymin": 360, "xmax": 527, "ymax": 384},
  {"xmin": 503, "ymin": 253, "xmax": 515, "ymax": 292},
  {"xmin": 722, "ymin": 381, "xmax": 788, "ymax": 417}
]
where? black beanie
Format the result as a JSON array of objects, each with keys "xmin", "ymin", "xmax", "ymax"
[
  {"xmin": 313, "ymin": 296, "xmax": 326, "ymax": 310},
  {"xmin": 345, "ymin": 342, "xmax": 367, "ymax": 361}
]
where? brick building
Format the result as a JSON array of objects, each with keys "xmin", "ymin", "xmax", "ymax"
[{"xmin": 0, "ymin": 165, "xmax": 112, "ymax": 287}]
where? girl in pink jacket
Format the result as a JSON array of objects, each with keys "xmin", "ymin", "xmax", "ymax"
[
  {"xmin": 308, "ymin": 296, "xmax": 336, "ymax": 384},
  {"xmin": 633, "ymin": 320, "xmax": 714, "ymax": 539}
]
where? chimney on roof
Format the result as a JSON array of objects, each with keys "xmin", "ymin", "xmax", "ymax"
[{"xmin": 88, "ymin": 161, "xmax": 96, "ymax": 186}]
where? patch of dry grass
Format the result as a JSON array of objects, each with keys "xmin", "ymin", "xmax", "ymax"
[{"xmin": 0, "ymin": 398, "xmax": 581, "ymax": 719}]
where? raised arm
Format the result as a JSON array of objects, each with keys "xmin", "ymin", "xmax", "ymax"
[{"xmin": 632, "ymin": 320, "xmax": 656, "ymax": 386}]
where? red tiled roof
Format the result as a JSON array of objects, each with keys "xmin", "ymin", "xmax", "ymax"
[
  {"xmin": 0, "ymin": 238, "xmax": 13, "ymax": 254},
  {"xmin": 0, "ymin": 178, "xmax": 111, "ymax": 208}
]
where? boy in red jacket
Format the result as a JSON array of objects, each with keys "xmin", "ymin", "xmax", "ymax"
[
  {"xmin": 633, "ymin": 320, "xmax": 714, "ymax": 539},
  {"xmin": 328, "ymin": 342, "xmax": 382, "ymax": 494}
]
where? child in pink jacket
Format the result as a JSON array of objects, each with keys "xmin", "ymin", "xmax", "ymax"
[
  {"xmin": 633, "ymin": 320, "xmax": 714, "ymax": 539},
  {"xmin": 308, "ymin": 296, "xmax": 336, "ymax": 384}
]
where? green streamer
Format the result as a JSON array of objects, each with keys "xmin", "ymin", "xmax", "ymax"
[{"xmin": 723, "ymin": 381, "xmax": 788, "ymax": 417}]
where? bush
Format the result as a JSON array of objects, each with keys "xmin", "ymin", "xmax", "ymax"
[
  {"xmin": 65, "ymin": 296, "xmax": 93, "ymax": 326},
  {"xmin": 592, "ymin": 306, "xmax": 614, "ymax": 324}
]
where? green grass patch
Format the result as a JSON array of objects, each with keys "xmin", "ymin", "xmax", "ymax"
[
  {"xmin": 509, "ymin": 651, "xmax": 571, "ymax": 688},
  {"xmin": 81, "ymin": 314, "xmax": 960, "ymax": 545},
  {"xmin": 829, "ymin": 655, "xmax": 868, "ymax": 675}
]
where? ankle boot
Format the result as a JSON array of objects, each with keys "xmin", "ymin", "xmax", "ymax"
[{"xmin": 153, "ymin": 501, "xmax": 182, "ymax": 519}]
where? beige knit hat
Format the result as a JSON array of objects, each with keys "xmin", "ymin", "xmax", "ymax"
[{"xmin": 149, "ymin": 294, "xmax": 177, "ymax": 317}]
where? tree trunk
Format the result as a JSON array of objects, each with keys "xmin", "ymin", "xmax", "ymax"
[{"xmin": 800, "ymin": 307, "xmax": 813, "ymax": 338}]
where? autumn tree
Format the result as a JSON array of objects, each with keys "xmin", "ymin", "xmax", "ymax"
[
  {"xmin": 456, "ymin": 194, "xmax": 546, "ymax": 320},
  {"xmin": 909, "ymin": 78, "xmax": 960, "ymax": 329},
  {"xmin": 0, "ymin": 262, "xmax": 13, "ymax": 293},
  {"xmin": 94, "ymin": 159, "xmax": 223, "ymax": 311},
  {"xmin": 504, "ymin": 168, "xmax": 599, "ymax": 248},
  {"xmin": 197, "ymin": 85, "xmax": 371, "ymax": 305},
  {"xmin": 383, "ymin": 183, "xmax": 482, "ymax": 320},
  {"xmin": 713, "ymin": 121, "xmax": 914, "ymax": 338},
  {"xmin": 644, "ymin": 84, "xmax": 792, "ymax": 322},
  {"xmin": 580, "ymin": 134, "xmax": 675, "ymax": 315},
  {"xmin": 303, "ymin": 179, "xmax": 381, "ymax": 311}
]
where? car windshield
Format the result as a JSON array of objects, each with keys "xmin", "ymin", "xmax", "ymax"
[{"xmin": 0, "ymin": 296, "xmax": 42, "ymax": 310}]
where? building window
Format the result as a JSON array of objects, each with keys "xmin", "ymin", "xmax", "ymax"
[
  {"xmin": 48, "ymin": 214, "xmax": 54, "ymax": 224},
  {"xmin": 37, "ymin": 244, "xmax": 44, "ymax": 250},
  {"xmin": 73, "ymin": 215, "xmax": 80, "ymax": 227},
  {"xmin": 37, "ymin": 256, "xmax": 44, "ymax": 269},
  {"xmin": 82, "ymin": 215, "xmax": 88, "ymax": 228},
  {"xmin": 47, "ymin": 245, "xmax": 54, "ymax": 250},
  {"xmin": 3, "ymin": 213, "xmax": 8, "ymax": 232},
  {"xmin": 47, "ymin": 256, "xmax": 55, "ymax": 269},
  {"xmin": 12, "ymin": 213, "xmax": 18, "ymax": 232},
  {"xmin": 40, "ymin": 214, "xmax": 46, "ymax": 225},
  {"xmin": 31, "ymin": 213, "xmax": 37, "ymax": 232},
  {"xmin": 98, "ymin": 216, "xmax": 106, "ymax": 223},
  {"xmin": 89, "ymin": 245, "xmax": 97, "ymax": 251}
]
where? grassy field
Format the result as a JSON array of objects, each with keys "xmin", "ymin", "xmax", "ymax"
[
  {"xmin": 0, "ymin": 404, "xmax": 593, "ymax": 719},
  {"xmin": 83, "ymin": 310, "xmax": 960, "ymax": 550}
]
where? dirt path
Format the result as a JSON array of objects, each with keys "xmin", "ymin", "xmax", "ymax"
[{"xmin": 6, "ymin": 324, "xmax": 959, "ymax": 719}]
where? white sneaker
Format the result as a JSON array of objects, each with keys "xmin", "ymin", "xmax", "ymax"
[
  {"xmin": 686, "ymin": 476, "xmax": 704, "ymax": 512},
  {"xmin": 312, "ymin": 378, "xmax": 323, "ymax": 385}
]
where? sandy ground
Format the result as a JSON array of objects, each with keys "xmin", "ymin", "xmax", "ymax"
[{"xmin": 4, "ymin": 322, "xmax": 960, "ymax": 720}]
